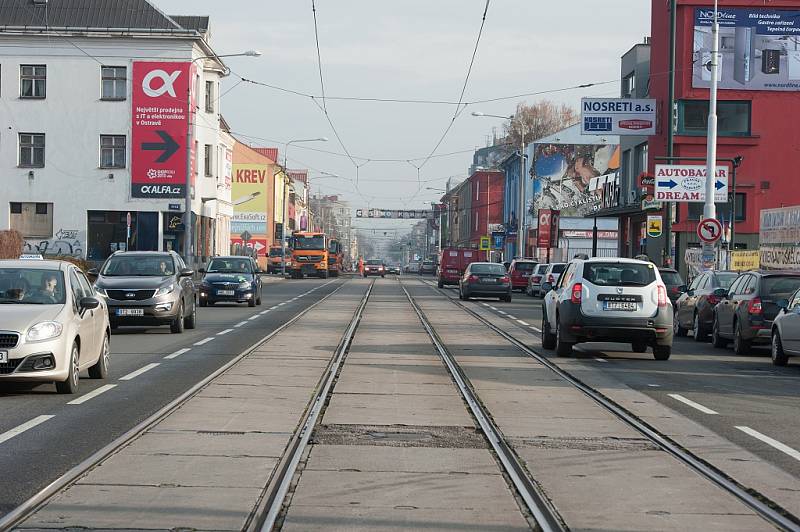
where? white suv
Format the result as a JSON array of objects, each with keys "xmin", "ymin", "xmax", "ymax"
[{"xmin": 541, "ymin": 258, "xmax": 673, "ymax": 360}]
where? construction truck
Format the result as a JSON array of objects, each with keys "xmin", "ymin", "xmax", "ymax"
[
  {"xmin": 267, "ymin": 244, "xmax": 291, "ymax": 274},
  {"xmin": 327, "ymin": 238, "xmax": 344, "ymax": 277},
  {"xmin": 289, "ymin": 231, "xmax": 329, "ymax": 279}
]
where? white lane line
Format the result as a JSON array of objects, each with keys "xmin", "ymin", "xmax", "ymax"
[
  {"xmin": 529, "ymin": 325, "xmax": 542, "ymax": 333},
  {"xmin": 736, "ymin": 426, "xmax": 800, "ymax": 462},
  {"xmin": 481, "ymin": 302, "xmax": 490, "ymax": 307},
  {"xmin": 120, "ymin": 363, "xmax": 160, "ymax": 381},
  {"xmin": 193, "ymin": 337, "xmax": 215, "ymax": 346},
  {"xmin": 68, "ymin": 384, "xmax": 117, "ymax": 405},
  {"xmin": 497, "ymin": 311, "xmax": 508, "ymax": 315},
  {"xmin": 516, "ymin": 320, "xmax": 530, "ymax": 326},
  {"xmin": 234, "ymin": 321, "xmax": 248, "ymax": 328},
  {"xmin": 248, "ymin": 315, "xmax": 260, "ymax": 321},
  {"xmin": 647, "ymin": 384, "xmax": 660, "ymax": 387},
  {"xmin": 594, "ymin": 357, "xmax": 607, "ymax": 363},
  {"xmin": 217, "ymin": 329, "xmax": 234, "ymax": 336},
  {"xmin": 164, "ymin": 348, "xmax": 191, "ymax": 359},
  {"xmin": 488, "ymin": 306, "xmax": 498, "ymax": 311},
  {"xmin": 278, "ymin": 302, "xmax": 287, "ymax": 306},
  {"xmin": 270, "ymin": 305, "xmax": 279, "ymax": 310},
  {"xmin": 667, "ymin": 394, "xmax": 718, "ymax": 415},
  {"xmin": 0, "ymin": 415, "xmax": 54, "ymax": 445}
]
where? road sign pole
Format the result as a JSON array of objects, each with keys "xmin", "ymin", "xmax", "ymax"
[
  {"xmin": 704, "ymin": 1, "xmax": 720, "ymax": 223},
  {"xmin": 183, "ymin": 83, "xmax": 193, "ymax": 268}
]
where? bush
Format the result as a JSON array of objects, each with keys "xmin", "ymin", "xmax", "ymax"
[{"xmin": 0, "ymin": 230, "xmax": 23, "ymax": 259}]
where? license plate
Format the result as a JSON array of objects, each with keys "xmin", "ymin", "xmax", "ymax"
[
  {"xmin": 116, "ymin": 308, "xmax": 144, "ymax": 316},
  {"xmin": 604, "ymin": 301, "xmax": 637, "ymax": 311},
  {"xmin": 217, "ymin": 290, "xmax": 235, "ymax": 296},
  {"xmin": 0, "ymin": 351, "xmax": 6, "ymax": 363},
  {"xmin": 480, "ymin": 278, "xmax": 497, "ymax": 284}
]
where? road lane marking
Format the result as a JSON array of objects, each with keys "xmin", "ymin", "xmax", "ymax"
[
  {"xmin": 516, "ymin": 320, "xmax": 530, "ymax": 326},
  {"xmin": 489, "ymin": 306, "xmax": 498, "ymax": 311},
  {"xmin": 507, "ymin": 314, "xmax": 518, "ymax": 319},
  {"xmin": 0, "ymin": 415, "xmax": 54, "ymax": 445},
  {"xmin": 270, "ymin": 305, "xmax": 279, "ymax": 310},
  {"xmin": 248, "ymin": 315, "xmax": 260, "ymax": 321},
  {"xmin": 667, "ymin": 394, "xmax": 718, "ymax": 415},
  {"xmin": 647, "ymin": 384, "xmax": 660, "ymax": 387},
  {"xmin": 736, "ymin": 426, "xmax": 800, "ymax": 462},
  {"xmin": 481, "ymin": 302, "xmax": 490, "ymax": 307},
  {"xmin": 594, "ymin": 357, "xmax": 607, "ymax": 363},
  {"xmin": 120, "ymin": 363, "xmax": 160, "ymax": 381},
  {"xmin": 164, "ymin": 348, "xmax": 191, "ymax": 359},
  {"xmin": 498, "ymin": 311, "xmax": 508, "ymax": 315},
  {"xmin": 217, "ymin": 329, "xmax": 234, "ymax": 336},
  {"xmin": 234, "ymin": 321, "xmax": 248, "ymax": 328},
  {"xmin": 529, "ymin": 325, "xmax": 542, "ymax": 332},
  {"xmin": 194, "ymin": 337, "xmax": 215, "ymax": 346},
  {"xmin": 68, "ymin": 384, "xmax": 117, "ymax": 405}
]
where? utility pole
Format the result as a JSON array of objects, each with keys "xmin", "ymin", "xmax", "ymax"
[
  {"xmin": 517, "ymin": 122, "xmax": 527, "ymax": 258},
  {"xmin": 664, "ymin": 0, "xmax": 677, "ymax": 266},
  {"xmin": 704, "ymin": 0, "xmax": 720, "ymax": 223}
]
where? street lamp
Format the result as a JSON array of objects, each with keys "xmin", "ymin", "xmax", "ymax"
[
  {"xmin": 472, "ymin": 111, "xmax": 527, "ymax": 259},
  {"xmin": 184, "ymin": 50, "xmax": 260, "ymax": 267},
  {"xmin": 280, "ymin": 137, "xmax": 329, "ymax": 276}
]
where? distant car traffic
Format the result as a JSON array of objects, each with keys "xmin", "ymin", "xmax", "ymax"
[
  {"xmin": 93, "ymin": 251, "xmax": 196, "ymax": 334},
  {"xmin": 363, "ymin": 259, "xmax": 386, "ymax": 277},
  {"xmin": 0, "ymin": 259, "xmax": 110, "ymax": 394},
  {"xmin": 541, "ymin": 258, "xmax": 673, "ymax": 359},
  {"xmin": 458, "ymin": 262, "xmax": 512, "ymax": 302},
  {"xmin": 508, "ymin": 259, "xmax": 538, "ymax": 292},
  {"xmin": 526, "ymin": 264, "xmax": 550, "ymax": 297},
  {"xmin": 712, "ymin": 271, "xmax": 800, "ymax": 355},
  {"xmin": 771, "ymin": 287, "xmax": 800, "ymax": 366},
  {"xmin": 386, "ymin": 264, "xmax": 401, "ymax": 275},
  {"xmin": 673, "ymin": 270, "xmax": 737, "ymax": 341},
  {"xmin": 199, "ymin": 256, "xmax": 262, "ymax": 307},
  {"xmin": 420, "ymin": 260, "xmax": 436, "ymax": 275},
  {"xmin": 406, "ymin": 262, "xmax": 421, "ymax": 274}
]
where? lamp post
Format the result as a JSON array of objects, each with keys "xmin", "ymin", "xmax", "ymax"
[
  {"xmin": 280, "ymin": 138, "xmax": 328, "ymax": 276},
  {"xmin": 183, "ymin": 50, "xmax": 261, "ymax": 267}
]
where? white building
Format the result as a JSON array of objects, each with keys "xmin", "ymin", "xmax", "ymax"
[{"xmin": 0, "ymin": 1, "xmax": 229, "ymax": 266}]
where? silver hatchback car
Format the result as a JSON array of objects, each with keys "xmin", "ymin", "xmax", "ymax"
[{"xmin": 0, "ymin": 260, "xmax": 110, "ymax": 394}]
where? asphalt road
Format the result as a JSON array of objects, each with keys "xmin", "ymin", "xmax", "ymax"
[
  {"xmin": 0, "ymin": 276, "xmax": 344, "ymax": 518},
  {"xmin": 424, "ymin": 277, "xmax": 800, "ymax": 479}
]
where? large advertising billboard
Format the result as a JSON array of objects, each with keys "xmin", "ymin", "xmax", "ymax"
[
  {"xmin": 231, "ymin": 163, "xmax": 270, "ymax": 235},
  {"xmin": 759, "ymin": 206, "xmax": 800, "ymax": 269},
  {"xmin": 131, "ymin": 61, "xmax": 191, "ymax": 198},
  {"xmin": 693, "ymin": 8, "xmax": 800, "ymax": 91}
]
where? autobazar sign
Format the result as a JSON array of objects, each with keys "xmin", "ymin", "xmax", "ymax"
[
  {"xmin": 581, "ymin": 98, "xmax": 656, "ymax": 136},
  {"xmin": 654, "ymin": 164, "xmax": 728, "ymax": 202}
]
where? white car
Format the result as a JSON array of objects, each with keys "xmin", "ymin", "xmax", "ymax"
[
  {"xmin": 541, "ymin": 258, "xmax": 673, "ymax": 360},
  {"xmin": 543, "ymin": 263, "xmax": 566, "ymax": 291},
  {"xmin": 0, "ymin": 260, "xmax": 110, "ymax": 393}
]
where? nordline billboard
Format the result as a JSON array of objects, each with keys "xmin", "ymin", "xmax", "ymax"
[
  {"xmin": 693, "ymin": 8, "xmax": 800, "ymax": 91},
  {"xmin": 581, "ymin": 98, "xmax": 656, "ymax": 135},
  {"xmin": 131, "ymin": 61, "xmax": 193, "ymax": 199}
]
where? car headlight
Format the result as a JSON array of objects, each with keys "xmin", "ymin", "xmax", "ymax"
[
  {"xmin": 94, "ymin": 286, "xmax": 107, "ymax": 297},
  {"xmin": 239, "ymin": 281, "xmax": 252, "ymax": 290},
  {"xmin": 154, "ymin": 284, "xmax": 175, "ymax": 297},
  {"xmin": 26, "ymin": 321, "xmax": 63, "ymax": 343}
]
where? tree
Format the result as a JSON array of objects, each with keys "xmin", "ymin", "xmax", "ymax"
[{"xmin": 503, "ymin": 100, "xmax": 578, "ymax": 147}]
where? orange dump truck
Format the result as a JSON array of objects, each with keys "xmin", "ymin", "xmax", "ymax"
[
  {"xmin": 289, "ymin": 232, "xmax": 329, "ymax": 279},
  {"xmin": 327, "ymin": 238, "xmax": 344, "ymax": 277}
]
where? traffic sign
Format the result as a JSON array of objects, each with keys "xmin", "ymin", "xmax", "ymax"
[
  {"xmin": 697, "ymin": 218, "xmax": 722, "ymax": 243},
  {"xmin": 654, "ymin": 165, "xmax": 728, "ymax": 202},
  {"xmin": 240, "ymin": 230, "xmax": 252, "ymax": 242},
  {"xmin": 479, "ymin": 236, "xmax": 491, "ymax": 251}
]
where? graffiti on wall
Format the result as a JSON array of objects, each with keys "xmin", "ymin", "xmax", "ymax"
[{"xmin": 24, "ymin": 229, "xmax": 85, "ymax": 258}]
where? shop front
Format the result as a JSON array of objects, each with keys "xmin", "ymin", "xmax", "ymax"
[{"xmin": 87, "ymin": 210, "xmax": 159, "ymax": 262}]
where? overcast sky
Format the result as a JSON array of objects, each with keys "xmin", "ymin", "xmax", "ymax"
[{"xmin": 169, "ymin": 0, "xmax": 651, "ymax": 230}]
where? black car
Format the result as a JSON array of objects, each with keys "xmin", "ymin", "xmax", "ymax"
[
  {"xmin": 459, "ymin": 262, "xmax": 511, "ymax": 302},
  {"xmin": 658, "ymin": 268, "xmax": 684, "ymax": 307},
  {"xmin": 386, "ymin": 264, "xmax": 401, "ymax": 275},
  {"xmin": 199, "ymin": 256, "xmax": 263, "ymax": 307}
]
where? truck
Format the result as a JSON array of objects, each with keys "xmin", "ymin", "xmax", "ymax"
[
  {"xmin": 327, "ymin": 238, "xmax": 344, "ymax": 277},
  {"xmin": 267, "ymin": 244, "xmax": 291, "ymax": 274},
  {"xmin": 437, "ymin": 247, "xmax": 487, "ymax": 288},
  {"xmin": 289, "ymin": 231, "xmax": 329, "ymax": 279}
]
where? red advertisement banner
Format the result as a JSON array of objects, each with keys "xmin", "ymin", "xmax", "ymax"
[
  {"xmin": 230, "ymin": 237, "xmax": 268, "ymax": 256},
  {"xmin": 131, "ymin": 61, "xmax": 191, "ymax": 198},
  {"xmin": 537, "ymin": 209, "xmax": 560, "ymax": 248}
]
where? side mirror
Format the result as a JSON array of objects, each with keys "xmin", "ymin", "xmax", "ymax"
[
  {"xmin": 712, "ymin": 287, "xmax": 728, "ymax": 299},
  {"xmin": 541, "ymin": 282, "xmax": 553, "ymax": 293},
  {"xmin": 80, "ymin": 297, "xmax": 101, "ymax": 310},
  {"xmin": 678, "ymin": 285, "xmax": 687, "ymax": 294},
  {"xmin": 87, "ymin": 268, "xmax": 99, "ymax": 276},
  {"xmin": 179, "ymin": 268, "xmax": 194, "ymax": 277},
  {"xmin": 777, "ymin": 298, "xmax": 790, "ymax": 311},
  {"xmin": 198, "ymin": 268, "xmax": 206, "ymax": 274}
]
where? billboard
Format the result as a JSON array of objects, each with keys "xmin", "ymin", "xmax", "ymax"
[
  {"xmin": 532, "ymin": 143, "xmax": 620, "ymax": 216},
  {"xmin": 654, "ymin": 165, "xmax": 728, "ymax": 202},
  {"xmin": 581, "ymin": 98, "xmax": 656, "ymax": 135},
  {"xmin": 232, "ymin": 163, "xmax": 269, "ymax": 235},
  {"xmin": 693, "ymin": 8, "xmax": 800, "ymax": 91},
  {"xmin": 355, "ymin": 209, "xmax": 434, "ymax": 219},
  {"xmin": 131, "ymin": 61, "xmax": 191, "ymax": 198},
  {"xmin": 536, "ymin": 209, "xmax": 559, "ymax": 248},
  {"xmin": 230, "ymin": 237, "xmax": 268, "ymax": 257},
  {"xmin": 759, "ymin": 206, "xmax": 800, "ymax": 269}
]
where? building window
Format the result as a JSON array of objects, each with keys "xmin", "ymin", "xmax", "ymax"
[
  {"xmin": 9, "ymin": 202, "xmax": 53, "ymax": 238},
  {"xmin": 100, "ymin": 135, "xmax": 126, "ymax": 168},
  {"xmin": 20, "ymin": 65, "xmax": 46, "ymax": 98},
  {"xmin": 687, "ymin": 193, "xmax": 746, "ymax": 222},
  {"xmin": 204, "ymin": 144, "xmax": 213, "ymax": 176},
  {"xmin": 19, "ymin": 133, "xmax": 45, "ymax": 167},
  {"xmin": 634, "ymin": 142, "xmax": 648, "ymax": 176},
  {"xmin": 101, "ymin": 66, "xmax": 126, "ymax": 100},
  {"xmin": 623, "ymin": 73, "xmax": 635, "ymax": 98},
  {"xmin": 677, "ymin": 100, "xmax": 751, "ymax": 136},
  {"xmin": 205, "ymin": 80, "xmax": 214, "ymax": 113}
]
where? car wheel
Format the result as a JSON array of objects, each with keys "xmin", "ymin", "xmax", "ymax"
[
  {"xmin": 541, "ymin": 313, "xmax": 556, "ymax": 349},
  {"xmin": 653, "ymin": 345, "xmax": 671, "ymax": 360},
  {"xmin": 772, "ymin": 331, "xmax": 789, "ymax": 366},
  {"xmin": 248, "ymin": 295, "xmax": 256, "ymax": 307},
  {"xmin": 199, "ymin": 298, "xmax": 207, "ymax": 308},
  {"xmin": 171, "ymin": 303, "xmax": 185, "ymax": 334},
  {"xmin": 56, "ymin": 341, "xmax": 80, "ymax": 394},
  {"xmin": 692, "ymin": 313, "xmax": 707, "ymax": 341},
  {"xmin": 673, "ymin": 314, "xmax": 687, "ymax": 337},
  {"xmin": 184, "ymin": 300, "xmax": 197, "ymax": 329},
  {"xmin": 632, "ymin": 341, "xmax": 648, "ymax": 353},
  {"xmin": 555, "ymin": 317, "xmax": 573, "ymax": 357},
  {"xmin": 437, "ymin": 280, "xmax": 444, "ymax": 288},
  {"xmin": 711, "ymin": 316, "xmax": 727, "ymax": 348},
  {"xmin": 733, "ymin": 321, "xmax": 751, "ymax": 356},
  {"xmin": 502, "ymin": 293, "xmax": 512, "ymax": 302},
  {"xmin": 88, "ymin": 333, "xmax": 110, "ymax": 379}
]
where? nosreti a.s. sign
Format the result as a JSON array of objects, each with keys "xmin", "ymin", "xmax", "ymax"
[{"xmin": 131, "ymin": 62, "xmax": 192, "ymax": 199}]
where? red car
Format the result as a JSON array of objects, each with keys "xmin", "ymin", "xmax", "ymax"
[
  {"xmin": 508, "ymin": 259, "xmax": 538, "ymax": 292},
  {"xmin": 437, "ymin": 248, "xmax": 486, "ymax": 288}
]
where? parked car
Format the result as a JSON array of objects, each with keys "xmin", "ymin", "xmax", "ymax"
[
  {"xmin": 92, "ymin": 251, "xmax": 197, "ymax": 334},
  {"xmin": 420, "ymin": 260, "xmax": 436, "ymax": 275},
  {"xmin": 712, "ymin": 271, "xmax": 800, "ymax": 355},
  {"xmin": 673, "ymin": 270, "xmax": 738, "ymax": 341},
  {"xmin": 198, "ymin": 256, "xmax": 262, "ymax": 307},
  {"xmin": 658, "ymin": 268, "xmax": 685, "ymax": 307},
  {"xmin": 0, "ymin": 259, "xmax": 110, "ymax": 394},
  {"xmin": 541, "ymin": 258, "xmax": 673, "ymax": 359},
  {"xmin": 508, "ymin": 259, "xmax": 538, "ymax": 292},
  {"xmin": 363, "ymin": 259, "xmax": 386, "ymax": 277},
  {"xmin": 526, "ymin": 263, "xmax": 550, "ymax": 297},
  {"xmin": 543, "ymin": 263, "xmax": 566, "ymax": 289},
  {"xmin": 458, "ymin": 262, "xmax": 512, "ymax": 302},
  {"xmin": 771, "ymin": 287, "xmax": 800, "ymax": 366}
]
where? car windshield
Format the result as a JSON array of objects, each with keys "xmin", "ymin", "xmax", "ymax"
[
  {"xmin": 293, "ymin": 236, "xmax": 325, "ymax": 250},
  {"xmin": 0, "ymin": 268, "xmax": 66, "ymax": 304},
  {"xmin": 762, "ymin": 276, "xmax": 800, "ymax": 299},
  {"xmin": 471, "ymin": 263, "xmax": 506, "ymax": 275},
  {"xmin": 207, "ymin": 258, "xmax": 252, "ymax": 274},
  {"xmin": 583, "ymin": 262, "xmax": 657, "ymax": 287},
  {"xmin": 102, "ymin": 255, "xmax": 175, "ymax": 276},
  {"xmin": 715, "ymin": 273, "xmax": 738, "ymax": 288},
  {"xmin": 551, "ymin": 264, "xmax": 566, "ymax": 274},
  {"xmin": 269, "ymin": 248, "xmax": 283, "ymax": 257},
  {"xmin": 366, "ymin": 260, "xmax": 383, "ymax": 265},
  {"xmin": 660, "ymin": 271, "xmax": 683, "ymax": 285},
  {"xmin": 514, "ymin": 262, "xmax": 536, "ymax": 272}
]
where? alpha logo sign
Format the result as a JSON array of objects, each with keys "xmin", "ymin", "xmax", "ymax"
[
  {"xmin": 536, "ymin": 209, "xmax": 560, "ymax": 249},
  {"xmin": 131, "ymin": 61, "xmax": 192, "ymax": 199},
  {"xmin": 654, "ymin": 165, "xmax": 728, "ymax": 202},
  {"xmin": 581, "ymin": 98, "xmax": 656, "ymax": 136}
]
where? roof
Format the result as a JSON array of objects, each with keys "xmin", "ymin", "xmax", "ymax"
[
  {"xmin": 0, "ymin": 0, "xmax": 190, "ymax": 31},
  {"xmin": 288, "ymin": 170, "xmax": 307, "ymax": 184},
  {"xmin": 0, "ymin": 259, "xmax": 69, "ymax": 269},
  {"xmin": 253, "ymin": 147, "xmax": 278, "ymax": 163},
  {"xmin": 170, "ymin": 15, "xmax": 209, "ymax": 33}
]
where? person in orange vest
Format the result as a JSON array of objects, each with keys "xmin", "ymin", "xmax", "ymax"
[{"xmin": 358, "ymin": 256, "xmax": 364, "ymax": 276}]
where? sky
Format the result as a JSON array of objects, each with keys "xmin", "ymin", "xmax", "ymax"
[{"xmin": 169, "ymin": 0, "xmax": 651, "ymax": 233}]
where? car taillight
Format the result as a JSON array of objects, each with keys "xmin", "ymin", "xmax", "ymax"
[
  {"xmin": 571, "ymin": 283, "xmax": 582, "ymax": 304},
  {"xmin": 707, "ymin": 294, "xmax": 721, "ymax": 306},
  {"xmin": 547, "ymin": 274, "xmax": 555, "ymax": 283},
  {"xmin": 500, "ymin": 276, "xmax": 510, "ymax": 283},
  {"xmin": 748, "ymin": 297, "xmax": 762, "ymax": 315},
  {"xmin": 468, "ymin": 274, "xmax": 479, "ymax": 283},
  {"xmin": 532, "ymin": 275, "xmax": 541, "ymax": 282},
  {"xmin": 657, "ymin": 285, "xmax": 667, "ymax": 307}
]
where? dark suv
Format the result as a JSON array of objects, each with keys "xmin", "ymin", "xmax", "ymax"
[
  {"xmin": 712, "ymin": 271, "xmax": 800, "ymax": 355},
  {"xmin": 92, "ymin": 251, "xmax": 197, "ymax": 334},
  {"xmin": 199, "ymin": 256, "xmax": 262, "ymax": 307}
]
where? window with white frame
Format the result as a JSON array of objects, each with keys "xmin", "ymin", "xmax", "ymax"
[
  {"xmin": 204, "ymin": 144, "xmax": 213, "ymax": 176},
  {"xmin": 205, "ymin": 80, "xmax": 214, "ymax": 113},
  {"xmin": 19, "ymin": 133, "xmax": 45, "ymax": 167},
  {"xmin": 100, "ymin": 135, "xmax": 126, "ymax": 168},
  {"xmin": 101, "ymin": 66, "xmax": 126, "ymax": 100},
  {"xmin": 20, "ymin": 65, "xmax": 46, "ymax": 98}
]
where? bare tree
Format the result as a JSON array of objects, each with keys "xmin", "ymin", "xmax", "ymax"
[{"xmin": 503, "ymin": 100, "xmax": 578, "ymax": 146}]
